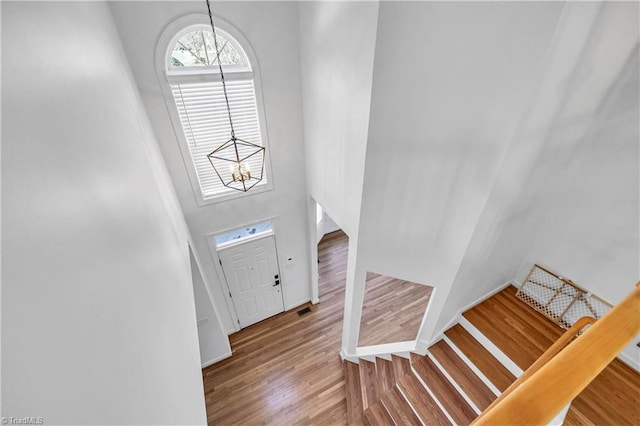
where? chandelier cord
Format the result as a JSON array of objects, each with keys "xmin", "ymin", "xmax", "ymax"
[{"xmin": 206, "ymin": 0, "xmax": 236, "ymax": 140}]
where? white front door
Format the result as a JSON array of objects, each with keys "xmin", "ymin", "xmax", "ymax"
[{"xmin": 218, "ymin": 235, "xmax": 284, "ymax": 328}]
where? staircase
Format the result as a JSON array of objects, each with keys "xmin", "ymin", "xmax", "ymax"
[
  {"xmin": 344, "ymin": 285, "xmax": 640, "ymax": 425},
  {"xmin": 344, "ymin": 325, "xmax": 510, "ymax": 425}
]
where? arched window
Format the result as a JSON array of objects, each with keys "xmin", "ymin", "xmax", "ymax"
[
  {"xmin": 168, "ymin": 26, "xmax": 249, "ymax": 71},
  {"xmin": 163, "ymin": 22, "xmax": 269, "ymax": 202}
]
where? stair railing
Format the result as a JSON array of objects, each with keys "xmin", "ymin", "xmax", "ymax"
[
  {"xmin": 473, "ymin": 283, "xmax": 640, "ymax": 425},
  {"xmin": 473, "ymin": 316, "xmax": 596, "ymax": 422}
]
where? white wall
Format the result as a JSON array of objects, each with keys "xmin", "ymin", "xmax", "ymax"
[
  {"xmin": 317, "ymin": 210, "xmax": 341, "ymax": 244},
  {"xmin": 356, "ymin": 1, "xmax": 565, "ymax": 346},
  {"xmin": 297, "ymin": 0, "xmax": 379, "ymax": 355},
  {"xmin": 2, "ymin": 2, "xmax": 206, "ymax": 423},
  {"xmin": 434, "ymin": 1, "xmax": 605, "ymax": 327},
  {"xmin": 517, "ymin": 2, "xmax": 640, "ymax": 365},
  {"xmin": 190, "ymin": 249, "xmax": 232, "ymax": 367},
  {"xmin": 298, "ymin": 1, "xmax": 379, "ymax": 238},
  {"xmin": 109, "ymin": 1, "xmax": 310, "ymax": 334},
  {"xmin": 515, "ymin": 1, "xmax": 639, "ymax": 307},
  {"xmin": 435, "ymin": 2, "xmax": 639, "ymax": 366}
]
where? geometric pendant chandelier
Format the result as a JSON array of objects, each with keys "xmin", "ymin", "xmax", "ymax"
[{"xmin": 205, "ymin": 0, "xmax": 265, "ymax": 192}]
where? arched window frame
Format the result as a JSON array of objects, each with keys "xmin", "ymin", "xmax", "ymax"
[{"xmin": 155, "ymin": 14, "xmax": 273, "ymax": 205}]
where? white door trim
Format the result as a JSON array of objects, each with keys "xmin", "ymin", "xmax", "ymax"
[
  {"xmin": 218, "ymin": 234, "xmax": 284, "ymax": 328},
  {"xmin": 205, "ymin": 216, "xmax": 286, "ymax": 333}
]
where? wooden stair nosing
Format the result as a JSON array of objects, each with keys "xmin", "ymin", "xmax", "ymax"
[
  {"xmin": 345, "ymin": 360, "xmax": 365, "ymax": 425},
  {"xmin": 441, "ymin": 334, "xmax": 501, "ymax": 397},
  {"xmin": 364, "ymin": 401, "xmax": 395, "ymax": 426},
  {"xmin": 459, "ymin": 315, "xmax": 523, "ymax": 378},
  {"xmin": 444, "ymin": 324, "xmax": 516, "ymax": 392},
  {"xmin": 410, "ymin": 353, "xmax": 476, "ymax": 425},
  {"xmin": 423, "ymin": 349, "xmax": 482, "ymax": 415},
  {"xmin": 397, "ymin": 372, "xmax": 452, "ymax": 426},
  {"xmin": 380, "ymin": 386, "xmax": 421, "ymax": 426},
  {"xmin": 359, "ymin": 359, "xmax": 379, "ymax": 410},
  {"xmin": 392, "ymin": 355, "xmax": 411, "ymax": 381},
  {"xmin": 429, "ymin": 339, "xmax": 497, "ymax": 411},
  {"xmin": 463, "ymin": 287, "xmax": 563, "ymax": 369},
  {"xmin": 376, "ymin": 357, "xmax": 395, "ymax": 395}
]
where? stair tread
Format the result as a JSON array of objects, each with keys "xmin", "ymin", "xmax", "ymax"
[
  {"xmin": 365, "ymin": 401, "xmax": 395, "ymax": 426},
  {"xmin": 345, "ymin": 360, "xmax": 365, "ymax": 425},
  {"xmin": 411, "ymin": 353, "xmax": 476, "ymax": 425},
  {"xmin": 474, "ymin": 288, "xmax": 640, "ymax": 426},
  {"xmin": 430, "ymin": 339, "xmax": 497, "ymax": 410},
  {"xmin": 445, "ymin": 324, "xmax": 516, "ymax": 392},
  {"xmin": 381, "ymin": 386, "xmax": 421, "ymax": 426},
  {"xmin": 392, "ymin": 355, "xmax": 411, "ymax": 381},
  {"xmin": 397, "ymin": 372, "xmax": 451, "ymax": 426},
  {"xmin": 376, "ymin": 357, "xmax": 395, "ymax": 395},
  {"xmin": 360, "ymin": 359, "xmax": 379, "ymax": 410},
  {"xmin": 463, "ymin": 286, "xmax": 563, "ymax": 370}
]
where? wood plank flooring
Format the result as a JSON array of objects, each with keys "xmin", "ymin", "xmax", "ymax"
[
  {"xmin": 463, "ymin": 286, "xmax": 564, "ymax": 370},
  {"xmin": 358, "ymin": 273, "xmax": 432, "ymax": 347},
  {"xmin": 397, "ymin": 372, "xmax": 451, "ymax": 425},
  {"xmin": 201, "ymin": 230, "xmax": 432, "ymax": 425},
  {"xmin": 429, "ymin": 340, "xmax": 496, "ymax": 411},
  {"xmin": 392, "ymin": 355, "xmax": 411, "ymax": 381},
  {"xmin": 381, "ymin": 387, "xmax": 421, "ymax": 425},
  {"xmin": 375, "ymin": 358, "xmax": 395, "ymax": 395},
  {"xmin": 444, "ymin": 324, "xmax": 516, "ymax": 392},
  {"xmin": 465, "ymin": 285, "xmax": 640, "ymax": 426},
  {"xmin": 345, "ymin": 361, "xmax": 364, "ymax": 425},
  {"xmin": 365, "ymin": 401, "xmax": 394, "ymax": 426},
  {"xmin": 359, "ymin": 360, "xmax": 379, "ymax": 410},
  {"xmin": 410, "ymin": 353, "xmax": 476, "ymax": 425},
  {"xmin": 202, "ymin": 231, "xmax": 349, "ymax": 425},
  {"xmin": 202, "ymin": 230, "xmax": 639, "ymax": 425}
]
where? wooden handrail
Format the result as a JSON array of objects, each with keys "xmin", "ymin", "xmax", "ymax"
[
  {"xmin": 474, "ymin": 284, "xmax": 640, "ymax": 425},
  {"xmin": 472, "ymin": 316, "xmax": 596, "ymax": 423}
]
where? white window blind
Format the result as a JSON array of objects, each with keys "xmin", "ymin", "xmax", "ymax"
[{"xmin": 171, "ymin": 80, "xmax": 266, "ymax": 199}]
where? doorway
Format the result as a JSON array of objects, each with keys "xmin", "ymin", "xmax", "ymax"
[{"xmin": 217, "ymin": 231, "xmax": 284, "ymax": 328}]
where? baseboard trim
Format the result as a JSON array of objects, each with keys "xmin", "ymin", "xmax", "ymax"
[
  {"xmin": 285, "ymin": 298, "xmax": 312, "ymax": 312},
  {"xmin": 226, "ymin": 299, "xmax": 312, "ymax": 336},
  {"xmin": 459, "ymin": 316, "xmax": 523, "ymax": 378},
  {"xmin": 425, "ymin": 350, "xmax": 482, "ymax": 414},
  {"xmin": 430, "ymin": 280, "xmax": 518, "ymax": 344},
  {"xmin": 201, "ymin": 351, "xmax": 232, "ymax": 369},
  {"xmin": 443, "ymin": 334, "xmax": 501, "ymax": 396},
  {"xmin": 340, "ymin": 349, "xmax": 358, "ymax": 363},
  {"xmin": 617, "ymin": 351, "xmax": 640, "ymax": 372},
  {"xmin": 355, "ymin": 341, "xmax": 417, "ymax": 359},
  {"xmin": 410, "ymin": 362, "xmax": 457, "ymax": 426},
  {"xmin": 340, "ymin": 341, "xmax": 417, "ymax": 363}
]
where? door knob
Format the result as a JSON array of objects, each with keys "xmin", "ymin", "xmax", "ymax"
[{"xmin": 273, "ymin": 280, "xmax": 280, "ymax": 287}]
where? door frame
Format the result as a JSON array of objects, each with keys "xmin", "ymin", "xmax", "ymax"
[
  {"xmin": 218, "ymin": 233, "xmax": 284, "ymax": 328},
  {"xmin": 205, "ymin": 216, "xmax": 287, "ymax": 333}
]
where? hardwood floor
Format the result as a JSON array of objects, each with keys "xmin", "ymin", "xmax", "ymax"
[
  {"xmin": 358, "ymin": 273, "xmax": 432, "ymax": 347},
  {"xmin": 445, "ymin": 324, "xmax": 516, "ymax": 392},
  {"xmin": 202, "ymin": 230, "xmax": 349, "ymax": 425},
  {"xmin": 466, "ymin": 286, "xmax": 640, "ymax": 425},
  {"xmin": 201, "ymin": 230, "xmax": 430, "ymax": 425},
  {"xmin": 429, "ymin": 340, "xmax": 495, "ymax": 411},
  {"xmin": 201, "ymin": 231, "xmax": 639, "ymax": 425}
]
